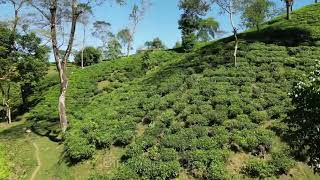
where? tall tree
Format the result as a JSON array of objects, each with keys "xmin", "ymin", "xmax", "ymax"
[
  {"xmin": 144, "ymin": 37, "xmax": 166, "ymax": 50},
  {"xmin": 30, "ymin": 0, "xmax": 126, "ymax": 133},
  {"xmin": 196, "ymin": 17, "xmax": 219, "ymax": 42},
  {"xmin": 241, "ymin": 0, "xmax": 275, "ymax": 31},
  {"xmin": 30, "ymin": 0, "xmax": 82, "ymax": 132},
  {"xmin": 78, "ymin": 4, "xmax": 93, "ymax": 69},
  {"xmin": 126, "ymin": 0, "xmax": 150, "ymax": 56},
  {"xmin": 30, "ymin": 0, "xmax": 125, "ymax": 133},
  {"xmin": 0, "ymin": 0, "xmax": 27, "ymax": 123},
  {"xmin": 106, "ymin": 34, "xmax": 122, "ymax": 60},
  {"xmin": 212, "ymin": 0, "xmax": 243, "ymax": 67},
  {"xmin": 289, "ymin": 61, "xmax": 320, "ymax": 174},
  {"xmin": 282, "ymin": 0, "xmax": 294, "ymax": 20},
  {"xmin": 92, "ymin": 20, "xmax": 112, "ymax": 51},
  {"xmin": 16, "ymin": 32, "xmax": 49, "ymax": 109},
  {"xmin": 117, "ymin": 28, "xmax": 131, "ymax": 55},
  {"xmin": 1, "ymin": 0, "xmax": 27, "ymax": 40},
  {"xmin": 173, "ymin": 41, "xmax": 182, "ymax": 48},
  {"xmin": 0, "ymin": 27, "xmax": 16, "ymax": 124},
  {"xmin": 74, "ymin": 46, "xmax": 102, "ymax": 66},
  {"xmin": 178, "ymin": 0, "xmax": 209, "ymax": 51}
]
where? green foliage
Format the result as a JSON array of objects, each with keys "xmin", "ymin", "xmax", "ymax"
[
  {"xmin": 64, "ymin": 127, "xmax": 96, "ymax": 161},
  {"xmin": 0, "ymin": 26, "xmax": 49, "ymax": 121},
  {"xmin": 197, "ymin": 17, "xmax": 219, "ymax": 42},
  {"xmin": 232, "ymin": 129, "xmax": 274, "ymax": 152},
  {"xmin": 241, "ymin": 158, "xmax": 274, "ymax": 178},
  {"xmin": 25, "ymin": 4, "xmax": 320, "ymax": 179},
  {"xmin": 16, "ymin": 32, "xmax": 50, "ymax": 106},
  {"xmin": 0, "ymin": 144, "xmax": 10, "ymax": 179},
  {"xmin": 250, "ymin": 110, "xmax": 269, "ymax": 124},
  {"xmin": 183, "ymin": 149, "xmax": 229, "ymax": 179},
  {"xmin": 241, "ymin": 0, "xmax": 275, "ymax": 31},
  {"xmin": 178, "ymin": 0, "xmax": 209, "ymax": 51},
  {"xmin": 270, "ymin": 150, "xmax": 295, "ymax": 175},
  {"xmin": 241, "ymin": 149, "xmax": 295, "ymax": 178},
  {"xmin": 74, "ymin": 47, "xmax": 102, "ymax": 67},
  {"xmin": 288, "ymin": 61, "xmax": 320, "ymax": 172},
  {"xmin": 106, "ymin": 37, "xmax": 122, "ymax": 60},
  {"xmin": 144, "ymin": 37, "xmax": 166, "ymax": 50},
  {"xmin": 117, "ymin": 28, "xmax": 132, "ymax": 54}
]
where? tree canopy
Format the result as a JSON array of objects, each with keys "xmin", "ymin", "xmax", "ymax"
[
  {"xmin": 74, "ymin": 47, "xmax": 102, "ymax": 67},
  {"xmin": 196, "ymin": 17, "xmax": 219, "ymax": 42},
  {"xmin": 178, "ymin": 0, "xmax": 210, "ymax": 51},
  {"xmin": 241, "ymin": 0, "xmax": 275, "ymax": 31},
  {"xmin": 144, "ymin": 37, "xmax": 166, "ymax": 50}
]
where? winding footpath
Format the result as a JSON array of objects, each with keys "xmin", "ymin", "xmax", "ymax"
[{"xmin": 30, "ymin": 142, "xmax": 41, "ymax": 180}]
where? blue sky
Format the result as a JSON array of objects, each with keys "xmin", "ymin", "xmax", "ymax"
[{"xmin": 0, "ymin": 0, "xmax": 315, "ymax": 59}]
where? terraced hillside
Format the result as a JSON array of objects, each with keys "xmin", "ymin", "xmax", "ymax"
[{"xmin": 2, "ymin": 3, "xmax": 320, "ymax": 180}]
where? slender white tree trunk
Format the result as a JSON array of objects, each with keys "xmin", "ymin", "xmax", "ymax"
[
  {"xmin": 81, "ymin": 24, "xmax": 86, "ymax": 69},
  {"xmin": 228, "ymin": 4, "xmax": 238, "ymax": 67},
  {"xmin": 0, "ymin": 83, "xmax": 12, "ymax": 124},
  {"xmin": 58, "ymin": 70, "xmax": 68, "ymax": 132},
  {"xmin": 6, "ymin": 104, "xmax": 11, "ymax": 124}
]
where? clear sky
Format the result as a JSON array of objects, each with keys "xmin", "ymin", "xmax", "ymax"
[{"xmin": 0, "ymin": 0, "xmax": 315, "ymax": 59}]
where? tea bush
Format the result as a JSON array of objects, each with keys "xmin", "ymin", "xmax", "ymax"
[
  {"xmin": 27, "ymin": 4, "xmax": 320, "ymax": 179},
  {"xmin": 0, "ymin": 144, "xmax": 10, "ymax": 179}
]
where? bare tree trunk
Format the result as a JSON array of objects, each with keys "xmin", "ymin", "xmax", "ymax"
[
  {"xmin": 49, "ymin": 0, "xmax": 79, "ymax": 133},
  {"xmin": 228, "ymin": 6, "xmax": 238, "ymax": 67},
  {"xmin": 0, "ymin": 83, "xmax": 12, "ymax": 124},
  {"xmin": 127, "ymin": 42, "xmax": 131, "ymax": 56},
  {"xmin": 256, "ymin": 24, "xmax": 260, "ymax": 31},
  {"xmin": 127, "ymin": 21, "xmax": 138, "ymax": 57},
  {"xmin": 6, "ymin": 104, "xmax": 11, "ymax": 124},
  {"xmin": 6, "ymin": 83, "xmax": 11, "ymax": 124},
  {"xmin": 233, "ymin": 33, "xmax": 238, "ymax": 67},
  {"xmin": 81, "ymin": 24, "xmax": 86, "ymax": 69},
  {"xmin": 0, "ymin": 84, "xmax": 8, "ymax": 124},
  {"xmin": 50, "ymin": 1, "xmax": 68, "ymax": 133},
  {"xmin": 58, "ymin": 64, "xmax": 68, "ymax": 132},
  {"xmin": 286, "ymin": 3, "xmax": 292, "ymax": 20}
]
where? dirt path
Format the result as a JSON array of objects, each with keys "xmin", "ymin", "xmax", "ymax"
[{"xmin": 30, "ymin": 142, "xmax": 41, "ymax": 180}]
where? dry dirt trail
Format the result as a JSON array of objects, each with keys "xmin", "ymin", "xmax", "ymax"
[{"xmin": 30, "ymin": 142, "xmax": 41, "ymax": 180}]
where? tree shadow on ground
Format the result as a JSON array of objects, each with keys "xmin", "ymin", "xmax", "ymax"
[
  {"xmin": 30, "ymin": 119, "xmax": 62, "ymax": 142},
  {"xmin": 240, "ymin": 27, "xmax": 314, "ymax": 47},
  {"xmin": 0, "ymin": 123, "xmax": 27, "ymax": 140}
]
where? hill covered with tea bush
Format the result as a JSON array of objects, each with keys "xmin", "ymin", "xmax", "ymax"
[{"xmin": 4, "ymin": 3, "xmax": 320, "ymax": 179}]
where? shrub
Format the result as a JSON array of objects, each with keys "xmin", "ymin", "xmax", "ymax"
[
  {"xmin": 0, "ymin": 144, "xmax": 10, "ymax": 179},
  {"xmin": 250, "ymin": 110, "xmax": 268, "ymax": 124},
  {"xmin": 241, "ymin": 158, "xmax": 273, "ymax": 178},
  {"xmin": 159, "ymin": 148, "xmax": 179, "ymax": 161},
  {"xmin": 113, "ymin": 130, "xmax": 134, "ymax": 146},
  {"xmin": 223, "ymin": 114, "xmax": 257, "ymax": 131},
  {"xmin": 161, "ymin": 128, "xmax": 198, "ymax": 151},
  {"xmin": 127, "ymin": 155, "xmax": 181, "ymax": 179},
  {"xmin": 232, "ymin": 129, "xmax": 274, "ymax": 152},
  {"xmin": 270, "ymin": 150, "xmax": 295, "ymax": 175},
  {"xmin": 74, "ymin": 47, "xmax": 102, "ymax": 67},
  {"xmin": 186, "ymin": 114, "xmax": 208, "ymax": 127},
  {"xmin": 228, "ymin": 104, "xmax": 243, "ymax": 119},
  {"xmin": 92, "ymin": 130, "xmax": 112, "ymax": 149},
  {"xmin": 183, "ymin": 149, "xmax": 229, "ymax": 179},
  {"xmin": 157, "ymin": 109, "xmax": 176, "ymax": 127},
  {"xmin": 208, "ymin": 161, "xmax": 229, "ymax": 180},
  {"xmin": 64, "ymin": 129, "xmax": 96, "ymax": 162},
  {"xmin": 191, "ymin": 137, "xmax": 219, "ymax": 150},
  {"xmin": 111, "ymin": 165, "xmax": 140, "ymax": 180}
]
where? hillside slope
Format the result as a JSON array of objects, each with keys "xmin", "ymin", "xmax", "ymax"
[{"xmin": 3, "ymin": 3, "xmax": 320, "ymax": 180}]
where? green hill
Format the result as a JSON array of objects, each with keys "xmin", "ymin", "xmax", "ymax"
[{"xmin": 2, "ymin": 3, "xmax": 320, "ymax": 180}]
